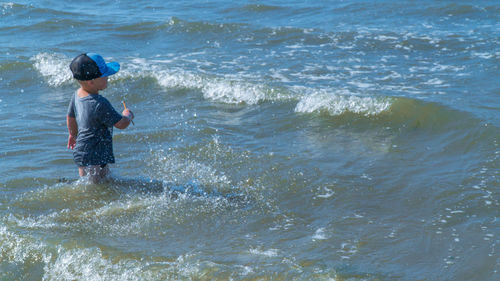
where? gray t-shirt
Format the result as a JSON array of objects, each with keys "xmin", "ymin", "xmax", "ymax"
[{"xmin": 67, "ymin": 92, "xmax": 123, "ymax": 166}]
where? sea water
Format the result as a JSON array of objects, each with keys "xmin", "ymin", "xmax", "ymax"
[{"xmin": 0, "ymin": 0, "xmax": 499, "ymax": 280}]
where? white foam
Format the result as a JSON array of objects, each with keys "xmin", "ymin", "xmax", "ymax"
[
  {"xmin": 44, "ymin": 247, "xmax": 206, "ymax": 280},
  {"xmin": 114, "ymin": 56, "xmax": 394, "ymax": 113},
  {"xmin": 0, "ymin": 225, "xmax": 52, "ymax": 265},
  {"xmin": 269, "ymin": 69, "xmax": 291, "ymax": 82},
  {"xmin": 312, "ymin": 228, "xmax": 328, "ymax": 240},
  {"xmin": 376, "ymin": 71, "xmax": 402, "ymax": 81},
  {"xmin": 423, "ymin": 78, "xmax": 446, "ymax": 86},
  {"xmin": 32, "ymin": 52, "xmax": 73, "ymax": 87},
  {"xmin": 430, "ymin": 63, "xmax": 466, "ymax": 72},
  {"xmin": 121, "ymin": 59, "xmax": 284, "ymax": 105},
  {"xmin": 44, "ymin": 247, "xmax": 146, "ymax": 281},
  {"xmin": 472, "ymin": 52, "xmax": 494, "ymax": 59},
  {"xmin": 157, "ymin": 70, "xmax": 286, "ymax": 105},
  {"xmin": 202, "ymin": 78, "xmax": 271, "ymax": 104},
  {"xmin": 1, "ymin": 2, "xmax": 15, "ymax": 14},
  {"xmin": 337, "ymin": 240, "xmax": 359, "ymax": 259},
  {"xmin": 348, "ymin": 81, "xmax": 373, "ymax": 89},
  {"xmin": 249, "ymin": 247, "xmax": 279, "ymax": 257},
  {"xmin": 375, "ymin": 35, "xmax": 398, "ymax": 41},
  {"xmin": 294, "ymin": 90, "xmax": 392, "ymax": 116},
  {"xmin": 316, "ymin": 186, "xmax": 334, "ymax": 198},
  {"xmin": 7, "ymin": 212, "xmax": 59, "ymax": 229},
  {"xmin": 1, "ymin": 217, "xmax": 216, "ymax": 280}
]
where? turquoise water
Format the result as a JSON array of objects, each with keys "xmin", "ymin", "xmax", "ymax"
[{"xmin": 0, "ymin": 1, "xmax": 499, "ymax": 280}]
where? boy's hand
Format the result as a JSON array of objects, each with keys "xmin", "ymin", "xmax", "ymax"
[
  {"xmin": 115, "ymin": 109, "xmax": 135, "ymax": 129},
  {"xmin": 67, "ymin": 135, "xmax": 76, "ymax": 149},
  {"xmin": 122, "ymin": 109, "xmax": 134, "ymax": 121}
]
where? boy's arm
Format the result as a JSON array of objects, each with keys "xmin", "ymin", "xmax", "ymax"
[
  {"xmin": 114, "ymin": 109, "xmax": 134, "ymax": 130},
  {"xmin": 67, "ymin": 115, "xmax": 77, "ymax": 149}
]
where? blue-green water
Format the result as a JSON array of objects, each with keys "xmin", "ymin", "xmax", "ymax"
[{"xmin": 1, "ymin": 1, "xmax": 499, "ymax": 280}]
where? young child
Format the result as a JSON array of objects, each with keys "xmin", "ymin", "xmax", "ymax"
[{"xmin": 66, "ymin": 53, "xmax": 134, "ymax": 183}]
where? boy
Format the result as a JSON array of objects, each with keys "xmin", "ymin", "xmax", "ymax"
[{"xmin": 66, "ymin": 53, "xmax": 134, "ymax": 183}]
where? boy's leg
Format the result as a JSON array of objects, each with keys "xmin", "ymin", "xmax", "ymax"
[{"xmin": 78, "ymin": 165, "xmax": 110, "ymax": 184}]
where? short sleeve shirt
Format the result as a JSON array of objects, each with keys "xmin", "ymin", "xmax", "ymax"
[{"xmin": 67, "ymin": 92, "xmax": 123, "ymax": 166}]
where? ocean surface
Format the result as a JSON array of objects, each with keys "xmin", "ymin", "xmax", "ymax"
[{"xmin": 1, "ymin": 0, "xmax": 499, "ymax": 280}]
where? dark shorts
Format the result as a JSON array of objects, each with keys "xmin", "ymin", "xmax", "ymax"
[{"xmin": 73, "ymin": 143, "xmax": 115, "ymax": 167}]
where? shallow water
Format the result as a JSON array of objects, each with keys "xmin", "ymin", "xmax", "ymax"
[{"xmin": 1, "ymin": 0, "xmax": 499, "ymax": 280}]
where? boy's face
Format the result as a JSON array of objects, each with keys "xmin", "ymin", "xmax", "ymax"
[{"xmin": 93, "ymin": 76, "xmax": 108, "ymax": 91}]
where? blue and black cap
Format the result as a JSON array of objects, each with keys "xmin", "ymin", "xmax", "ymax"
[{"xmin": 70, "ymin": 53, "xmax": 120, "ymax": 81}]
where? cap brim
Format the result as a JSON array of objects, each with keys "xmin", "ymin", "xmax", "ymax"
[{"xmin": 101, "ymin": 62, "xmax": 120, "ymax": 77}]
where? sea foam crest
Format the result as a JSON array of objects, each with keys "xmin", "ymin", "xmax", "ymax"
[
  {"xmin": 32, "ymin": 52, "xmax": 73, "ymax": 87},
  {"xmin": 295, "ymin": 89, "xmax": 392, "ymax": 116},
  {"xmin": 1, "ymin": 2, "xmax": 14, "ymax": 9},
  {"xmin": 154, "ymin": 69, "xmax": 280, "ymax": 105},
  {"xmin": 123, "ymin": 58, "xmax": 284, "ymax": 105},
  {"xmin": 1, "ymin": 2, "xmax": 16, "ymax": 14},
  {"xmin": 312, "ymin": 228, "xmax": 328, "ymax": 240},
  {"xmin": 201, "ymin": 78, "xmax": 271, "ymax": 105}
]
